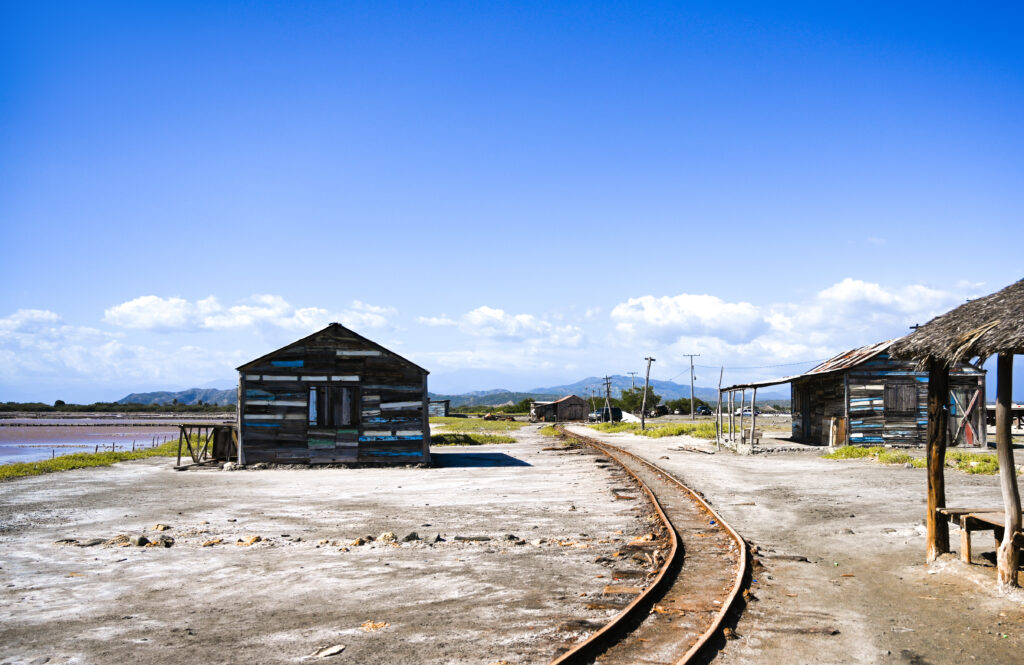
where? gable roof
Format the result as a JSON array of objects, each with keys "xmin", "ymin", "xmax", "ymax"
[{"xmin": 236, "ymin": 322, "xmax": 429, "ymax": 374}]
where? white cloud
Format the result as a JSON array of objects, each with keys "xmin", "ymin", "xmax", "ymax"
[
  {"xmin": 417, "ymin": 315, "xmax": 458, "ymax": 327},
  {"xmin": 611, "ymin": 294, "xmax": 766, "ymax": 344},
  {"xmin": 0, "ymin": 309, "xmax": 242, "ymax": 386},
  {"xmin": 610, "ymin": 279, "xmax": 968, "ymax": 383},
  {"xmin": 445, "ymin": 305, "xmax": 583, "ymax": 347},
  {"xmin": 104, "ymin": 295, "xmax": 396, "ymax": 333}
]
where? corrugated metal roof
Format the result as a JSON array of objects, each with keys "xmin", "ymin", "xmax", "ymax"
[
  {"xmin": 722, "ymin": 339, "xmax": 896, "ymax": 392},
  {"xmin": 803, "ymin": 339, "xmax": 895, "ymax": 375}
]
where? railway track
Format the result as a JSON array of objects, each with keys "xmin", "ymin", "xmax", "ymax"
[{"xmin": 550, "ymin": 426, "xmax": 748, "ymax": 665}]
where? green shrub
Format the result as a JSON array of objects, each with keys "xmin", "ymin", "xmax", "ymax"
[
  {"xmin": 825, "ymin": 445, "xmax": 1008, "ymax": 475},
  {"xmin": 430, "ymin": 417, "xmax": 528, "ymax": 432},
  {"xmin": 430, "ymin": 433, "xmax": 516, "ymax": 446},
  {"xmin": 538, "ymin": 425, "xmax": 560, "ymax": 437}
]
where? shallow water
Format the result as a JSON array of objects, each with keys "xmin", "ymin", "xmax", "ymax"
[{"xmin": 0, "ymin": 444, "xmax": 99, "ymax": 465}]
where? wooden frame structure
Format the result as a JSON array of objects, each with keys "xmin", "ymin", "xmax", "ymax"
[
  {"xmin": 890, "ymin": 278, "xmax": 1024, "ymax": 589},
  {"xmin": 176, "ymin": 423, "xmax": 237, "ymax": 467}
]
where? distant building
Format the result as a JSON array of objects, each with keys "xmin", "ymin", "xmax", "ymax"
[
  {"xmin": 530, "ymin": 395, "xmax": 589, "ymax": 422},
  {"xmin": 236, "ymin": 323, "xmax": 430, "ymax": 465},
  {"xmin": 724, "ymin": 340, "xmax": 985, "ymax": 446},
  {"xmin": 428, "ymin": 400, "xmax": 450, "ymax": 417}
]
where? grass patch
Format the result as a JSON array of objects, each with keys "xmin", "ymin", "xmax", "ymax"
[
  {"xmin": 588, "ymin": 421, "xmax": 735, "ymax": 439},
  {"xmin": 429, "ymin": 417, "xmax": 529, "ymax": 433},
  {"xmin": 0, "ymin": 439, "xmax": 187, "ymax": 481},
  {"xmin": 538, "ymin": 425, "xmax": 560, "ymax": 437},
  {"xmin": 430, "ymin": 433, "xmax": 517, "ymax": 446},
  {"xmin": 824, "ymin": 445, "xmax": 1010, "ymax": 474}
]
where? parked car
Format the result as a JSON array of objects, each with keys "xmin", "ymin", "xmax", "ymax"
[
  {"xmin": 588, "ymin": 407, "xmax": 623, "ymax": 423},
  {"xmin": 696, "ymin": 405, "xmax": 712, "ymax": 416},
  {"xmin": 734, "ymin": 407, "xmax": 761, "ymax": 416}
]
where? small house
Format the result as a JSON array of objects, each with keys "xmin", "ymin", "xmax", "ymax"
[
  {"xmin": 530, "ymin": 395, "xmax": 589, "ymax": 422},
  {"xmin": 724, "ymin": 339, "xmax": 985, "ymax": 446},
  {"xmin": 236, "ymin": 323, "xmax": 430, "ymax": 465}
]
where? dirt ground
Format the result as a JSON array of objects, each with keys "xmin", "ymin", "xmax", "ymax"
[
  {"xmin": 0, "ymin": 428, "xmax": 655, "ymax": 665},
  {"xmin": 566, "ymin": 425, "xmax": 1024, "ymax": 665}
]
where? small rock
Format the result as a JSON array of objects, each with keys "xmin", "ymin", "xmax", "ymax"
[
  {"xmin": 350, "ymin": 537, "xmax": 367, "ymax": 546},
  {"xmin": 724, "ymin": 627, "xmax": 736, "ymax": 640},
  {"xmin": 433, "ymin": 534, "xmax": 446, "ymax": 543},
  {"xmin": 569, "ymin": 505, "xmax": 577, "ymax": 511},
  {"xmin": 227, "ymin": 519, "xmax": 237, "ymax": 523},
  {"xmin": 504, "ymin": 534, "xmax": 520, "ymax": 541},
  {"xmin": 54, "ymin": 538, "xmax": 78, "ymax": 545},
  {"xmin": 157, "ymin": 536, "xmax": 174, "ymax": 548},
  {"xmin": 378, "ymin": 532, "xmax": 397, "ymax": 543},
  {"xmin": 310, "ymin": 644, "xmax": 345, "ymax": 658},
  {"xmin": 152, "ymin": 524, "xmax": 171, "ymax": 531},
  {"xmin": 77, "ymin": 538, "xmax": 104, "ymax": 548},
  {"xmin": 129, "ymin": 535, "xmax": 149, "ymax": 547},
  {"xmin": 252, "ymin": 462, "xmax": 268, "ymax": 469},
  {"xmin": 402, "ymin": 532, "xmax": 421, "ymax": 542},
  {"xmin": 222, "ymin": 462, "xmax": 237, "ymax": 471},
  {"xmin": 530, "ymin": 538, "xmax": 545, "ymax": 546}
]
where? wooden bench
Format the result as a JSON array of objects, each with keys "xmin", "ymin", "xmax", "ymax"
[{"xmin": 938, "ymin": 507, "xmax": 1024, "ymax": 563}]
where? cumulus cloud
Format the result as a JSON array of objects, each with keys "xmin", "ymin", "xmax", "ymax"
[
  {"xmin": 0, "ymin": 309, "xmax": 243, "ymax": 387},
  {"xmin": 104, "ymin": 295, "xmax": 395, "ymax": 333},
  {"xmin": 425, "ymin": 305, "xmax": 583, "ymax": 348},
  {"xmin": 610, "ymin": 279, "xmax": 968, "ymax": 380},
  {"xmin": 611, "ymin": 294, "xmax": 767, "ymax": 344}
]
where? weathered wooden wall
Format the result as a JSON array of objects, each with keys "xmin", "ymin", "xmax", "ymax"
[
  {"xmin": 237, "ymin": 324, "xmax": 430, "ymax": 465},
  {"xmin": 791, "ymin": 353, "xmax": 984, "ymax": 446}
]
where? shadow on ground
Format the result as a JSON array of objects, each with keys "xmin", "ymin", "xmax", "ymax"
[{"xmin": 431, "ymin": 452, "xmax": 531, "ymax": 467}]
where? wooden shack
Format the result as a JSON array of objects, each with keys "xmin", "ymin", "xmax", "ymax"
[
  {"xmin": 530, "ymin": 395, "xmax": 588, "ymax": 422},
  {"xmin": 236, "ymin": 323, "xmax": 430, "ymax": 465},
  {"xmin": 723, "ymin": 339, "xmax": 985, "ymax": 447}
]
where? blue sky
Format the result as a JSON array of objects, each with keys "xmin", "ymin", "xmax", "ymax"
[{"xmin": 1, "ymin": 2, "xmax": 1022, "ymax": 402}]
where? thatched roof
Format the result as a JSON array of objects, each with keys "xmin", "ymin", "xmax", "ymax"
[{"xmin": 888, "ymin": 279, "xmax": 1024, "ymax": 366}]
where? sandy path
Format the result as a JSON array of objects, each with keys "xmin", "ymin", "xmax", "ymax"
[{"xmin": 0, "ymin": 428, "xmax": 652, "ymax": 665}]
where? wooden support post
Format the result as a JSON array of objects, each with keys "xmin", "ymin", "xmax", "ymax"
[
  {"xmin": 176, "ymin": 427, "xmax": 183, "ymax": 467},
  {"xmin": 716, "ymin": 367, "xmax": 723, "ymax": 451},
  {"xmin": 749, "ymin": 387, "xmax": 758, "ymax": 449},
  {"xmin": 959, "ymin": 516, "xmax": 972, "ymax": 564},
  {"xmin": 739, "ymin": 390, "xmax": 746, "ymax": 445},
  {"xmin": 995, "ymin": 352, "xmax": 1021, "ymax": 588},
  {"xmin": 729, "ymin": 391, "xmax": 735, "ymax": 444},
  {"xmin": 926, "ymin": 359, "xmax": 950, "ymax": 561}
]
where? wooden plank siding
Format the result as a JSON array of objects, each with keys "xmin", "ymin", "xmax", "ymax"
[
  {"xmin": 236, "ymin": 323, "xmax": 430, "ymax": 465},
  {"xmin": 791, "ymin": 352, "xmax": 984, "ymax": 446}
]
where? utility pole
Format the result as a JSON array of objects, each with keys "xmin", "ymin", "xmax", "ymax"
[
  {"xmin": 627, "ymin": 371, "xmax": 638, "ymax": 390},
  {"xmin": 640, "ymin": 357, "xmax": 655, "ymax": 431},
  {"xmin": 680, "ymin": 353, "xmax": 701, "ymax": 420},
  {"xmin": 603, "ymin": 376, "xmax": 613, "ymax": 422}
]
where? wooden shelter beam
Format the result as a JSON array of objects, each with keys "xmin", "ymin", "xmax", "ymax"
[
  {"xmin": 926, "ymin": 359, "xmax": 950, "ymax": 561},
  {"xmin": 995, "ymin": 352, "xmax": 1021, "ymax": 588}
]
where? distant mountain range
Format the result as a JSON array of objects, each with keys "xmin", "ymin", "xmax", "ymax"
[
  {"xmin": 117, "ymin": 388, "xmax": 236, "ymax": 406},
  {"xmin": 118, "ymin": 374, "xmax": 789, "ymax": 408}
]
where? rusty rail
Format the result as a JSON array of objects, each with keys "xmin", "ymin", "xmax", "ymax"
[{"xmin": 549, "ymin": 425, "xmax": 749, "ymax": 665}]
